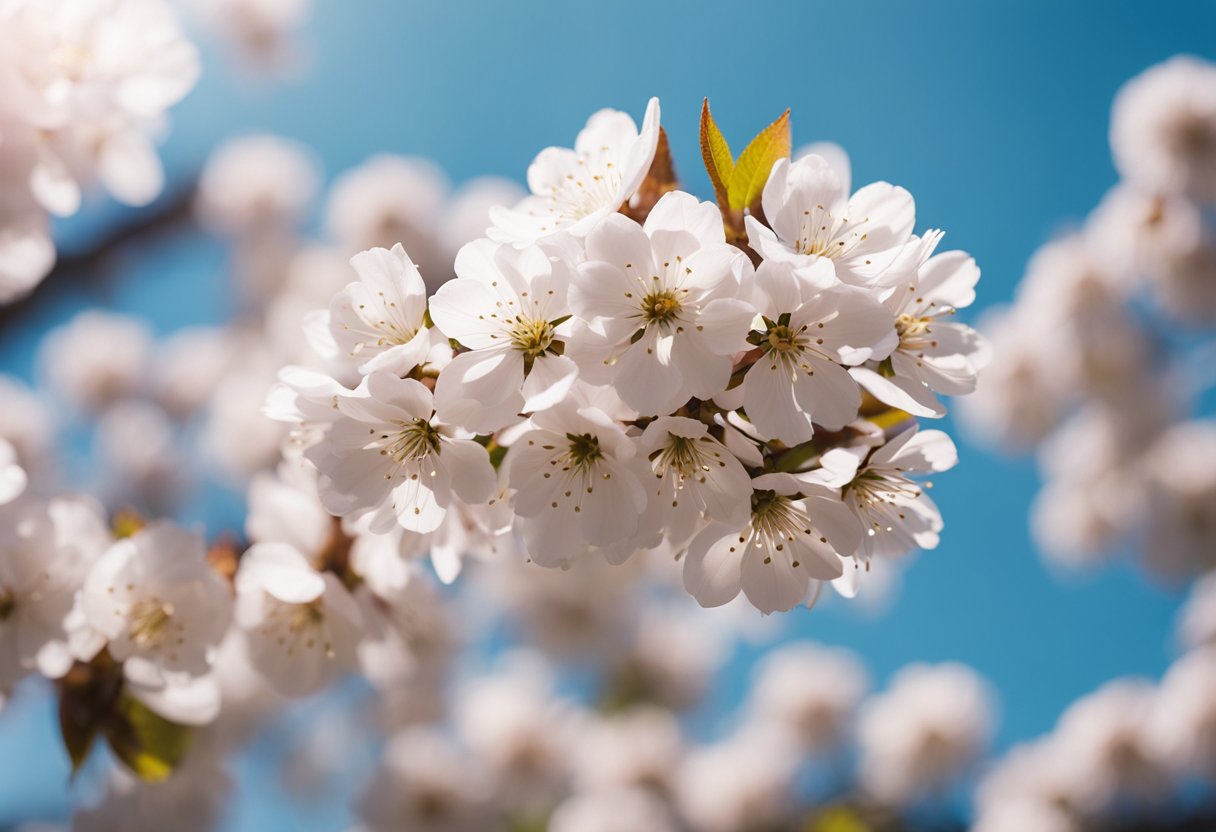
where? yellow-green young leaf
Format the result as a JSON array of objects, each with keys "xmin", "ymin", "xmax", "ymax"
[
  {"xmin": 106, "ymin": 694, "xmax": 194, "ymax": 783},
  {"xmin": 806, "ymin": 807, "xmax": 873, "ymax": 832},
  {"xmin": 727, "ymin": 108, "xmax": 791, "ymax": 212},
  {"xmin": 699, "ymin": 99, "xmax": 734, "ymax": 210}
]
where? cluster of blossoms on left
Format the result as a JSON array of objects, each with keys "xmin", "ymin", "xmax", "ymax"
[{"xmin": 0, "ymin": 0, "xmax": 201, "ymax": 303}]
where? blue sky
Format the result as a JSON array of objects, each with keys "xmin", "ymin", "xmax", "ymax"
[{"xmin": 2, "ymin": 0, "xmax": 1214, "ymax": 826}]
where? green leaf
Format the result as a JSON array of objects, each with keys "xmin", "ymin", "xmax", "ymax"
[
  {"xmin": 699, "ymin": 98, "xmax": 734, "ymax": 211},
  {"xmin": 105, "ymin": 694, "xmax": 194, "ymax": 783},
  {"xmin": 727, "ymin": 108, "xmax": 791, "ymax": 212}
]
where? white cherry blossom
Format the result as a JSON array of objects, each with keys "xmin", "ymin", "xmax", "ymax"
[
  {"xmin": 635, "ymin": 416, "xmax": 751, "ymax": 550},
  {"xmin": 430, "ymin": 239, "xmax": 578, "ymax": 433},
  {"xmin": 325, "ymin": 244, "xmax": 437, "ymax": 377},
  {"xmin": 568, "ymin": 191, "xmax": 755, "ymax": 416},
  {"xmin": 80, "ymin": 523, "xmax": 232, "ymax": 724},
  {"xmin": 505, "ymin": 403, "xmax": 649, "ymax": 568},
  {"xmin": 853, "ymin": 243, "xmax": 991, "ymax": 418},
  {"xmin": 746, "ymin": 154, "xmax": 916, "ymax": 286},
  {"xmin": 742, "ymin": 259, "xmax": 897, "ymax": 444},
  {"xmin": 683, "ymin": 470, "xmax": 861, "ymax": 614},
  {"xmin": 489, "ymin": 98, "xmax": 661, "ymax": 245},
  {"xmin": 305, "ymin": 372, "xmax": 496, "ymax": 535},
  {"xmin": 234, "ymin": 542, "xmax": 362, "ymax": 697},
  {"xmin": 843, "ymin": 425, "xmax": 956, "ymax": 561}
]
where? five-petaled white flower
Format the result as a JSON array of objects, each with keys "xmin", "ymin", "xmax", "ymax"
[
  {"xmin": 80, "ymin": 523, "xmax": 232, "ymax": 724},
  {"xmin": 683, "ymin": 470, "xmax": 862, "ymax": 614},
  {"xmin": 305, "ymin": 372, "xmax": 497, "ymax": 535},
  {"xmin": 489, "ymin": 98, "xmax": 661, "ymax": 246},
  {"xmin": 742, "ymin": 260, "xmax": 897, "ymax": 445},
  {"xmin": 852, "ymin": 241, "xmax": 991, "ymax": 418},
  {"xmin": 324, "ymin": 244, "xmax": 437, "ymax": 377},
  {"xmin": 568, "ymin": 191, "xmax": 756, "ymax": 416},
  {"xmin": 430, "ymin": 239, "xmax": 579, "ymax": 433},
  {"xmin": 505, "ymin": 404, "xmax": 648, "ymax": 568},
  {"xmin": 842, "ymin": 425, "xmax": 957, "ymax": 561},
  {"xmin": 235, "ymin": 542, "xmax": 363, "ymax": 698},
  {"xmin": 747, "ymin": 154, "xmax": 916, "ymax": 287},
  {"xmin": 635, "ymin": 416, "xmax": 752, "ymax": 551}
]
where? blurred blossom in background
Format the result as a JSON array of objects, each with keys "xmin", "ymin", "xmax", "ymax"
[{"xmin": 0, "ymin": 1, "xmax": 1215, "ymax": 831}]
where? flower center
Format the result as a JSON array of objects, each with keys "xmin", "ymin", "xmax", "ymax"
[
  {"xmin": 564, "ymin": 433, "xmax": 603, "ymax": 472},
  {"xmin": 766, "ymin": 324, "xmax": 804, "ymax": 353},
  {"xmin": 895, "ymin": 313, "xmax": 937, "ymax": 351},
  {"xmin": 381, "ymin": 419, "xmax": 441, "ymax": 463},
  {"xmin": 749, "ymin": 490, "xmax": 815, "ymax": 553},
  {"xmin": 653, "ymin": 435, "xmax": 702, "ymax": 480},
  {"xmin": 128, "ymin": 597, "xmax": 175, "ymax": 648},
  {"xmin": 846, "ymin": 470, "xmax": 923, "ymax": 537},
  {"xmin": 510, "ymin": 317, "xmax": 556, "ymax": 357},
  {"xmin": 641, "ymin": 289, "xmax": 683, "ymax": 326}
]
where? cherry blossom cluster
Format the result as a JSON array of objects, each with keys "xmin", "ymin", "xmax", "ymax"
[
  {"xmin": 272, "ymin": 97, "xmax": 989, "ymax": 617},
  {"xmin": 0, "ymin": 0, "xmax": 199, "ymax": 304},
  {"xmin": 962, "ymin": 57, "xmax": 1216, "ymax": 581}
]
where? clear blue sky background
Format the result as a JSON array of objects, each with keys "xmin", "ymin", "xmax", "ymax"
[{"xmin": 2, "ymin": 1, "xmax": 1215, "ymax": 827}]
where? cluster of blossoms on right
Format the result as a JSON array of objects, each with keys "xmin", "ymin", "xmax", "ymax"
[
  {"xmin": 273, "ymin": 99, "xmax": 989, "ymax": 616},
  {"xmin": 963, "ymin": 56, "xmax": 1216, "ymax": 580}
]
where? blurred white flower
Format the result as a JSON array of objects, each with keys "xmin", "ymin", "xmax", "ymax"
[
  {"xmin": 196, "ymin": 134, "xmax": 320, "ymax": 236},
  {"xmin": 857, "ymin": 662, "xmax": 995, "ymax": 806},
  {"xmin": 1178, "ymin": 572, "xmax": 1216, "ymax": 651},
  {"xmin": 440, "ymin": 176, "xmax": 527, "ymax": 255},
  {"xmin": 549, "ymin": 788, "xmax": 678, "ymax": 832},
  {"xmin": 0, "ymin": 439, "xmax": 27, "ymax": 506},
  {"xmin": 1111, "ymin": 55, "xmax": 1216, "ymax": 201},
  {"xmin": 184, "ymin": 0, "xmax": 310, "ymax": 72},
  {"xmin": 1141, "ymin": 420, "xmax": 1216, "ymax": 579},
  {"xmin": 234, "ymin": 540, "xmax": 362, "ymax": 698},
  {"xmin": 81, "ymin": 523, "xmax": 231, "ymax": 724},
  {"xmin": 1151, "ymin": 646, "xmax": 1216, "ymax": 782},
  {"xmin": 0, "ymin": 496, "xmax": 109, "ymax": 686},
  {"xmin": 1051, "ymin": 678, "xmax": 1169, "ymax": 815},
  {"xmin": 357, "ymin": 727, "xmax": 501, "ymax": 832},
  {"xmin": 39, "ymin": 311, "xmax": 151, "ymax": 413},
  {"xmin": 0, "ymin": 0, "xmax": 199, "ymax": 299},
  {"xmin": 326, "ymin": 155, "xmax": 451, "ymax": 286},
  {"xmin": 746, "ymin": 641, "xmax": 869, "ymax": 752},
  {"xmin": 675, "ymin": 726, "xmax": 801, "ymax": 832},
  {"xmin": 573, "ymin": 706, "xmax": 683, "ymax": 796},
  {"xmin": 455, "ymin": 652, "xmax": 581, "ymax": 814}
]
